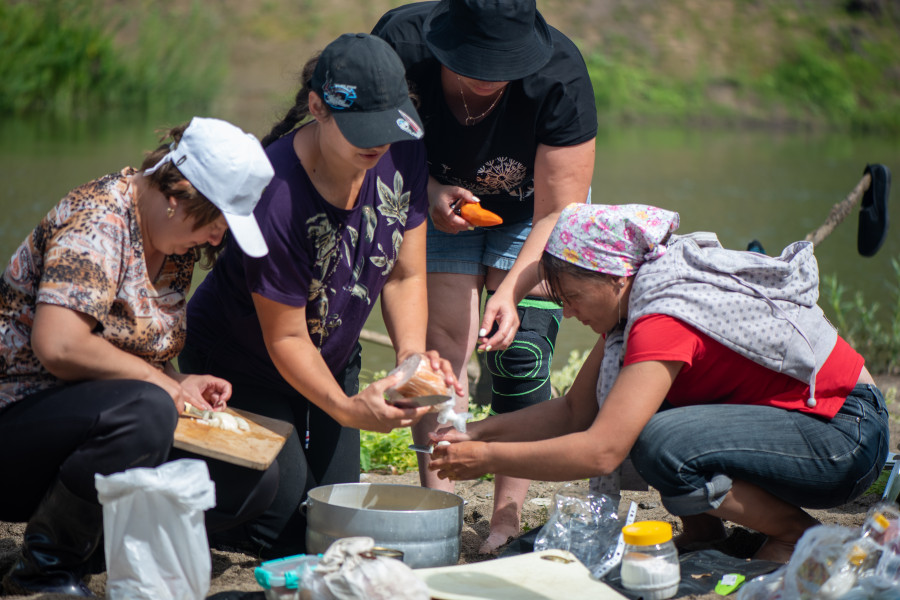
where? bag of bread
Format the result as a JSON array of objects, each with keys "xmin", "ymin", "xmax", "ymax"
[
  {"xmin": 384, "ymin": 353, "xmax": 451, "ymax": 405},
  {"xmin": 384, "ymin": 353, "xmax": 471, "ymax": 432}
]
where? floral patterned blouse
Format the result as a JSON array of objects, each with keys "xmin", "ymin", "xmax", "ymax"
[{"xmin": 0, "ymin": 168, "xmax": 194, "ymax": 409}]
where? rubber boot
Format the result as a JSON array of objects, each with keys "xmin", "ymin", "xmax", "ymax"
[{"xmin": 2, "ymin": 479, "xmax": 102, "ymax": 597}]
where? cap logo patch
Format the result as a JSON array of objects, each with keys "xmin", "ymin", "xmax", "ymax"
[
  {"xmin": 396, "ymin": 110, "xmax": 424, "ymax": 139},
  {"xmin": 322, "ymin": 76, "xmax": 357, "ymax": 110}
]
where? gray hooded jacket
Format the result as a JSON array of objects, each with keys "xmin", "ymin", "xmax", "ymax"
[
  {"xmin": 626, "ymin": 232, "xmax": 837, "ymax": 402},
  {"xmin": 589, "ymin": 233, "xmax": 838, "ymax": 497}
]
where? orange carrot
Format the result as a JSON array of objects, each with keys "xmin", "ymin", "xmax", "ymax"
[{"xmin": 458, "ymin": 203, "xmax": 503, "ymax": 227}]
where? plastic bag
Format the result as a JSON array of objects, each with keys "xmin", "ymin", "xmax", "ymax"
[
  {"xmin": 736, "ymin": 521, "xmax": 900, "ymax": 600},
  {"xmin": 736, "ymin": 569, "xmax": 787, "ymax": 600},
  {"xmin": 301, "ymin": 536, "xmax": 429, "ymax": 600},
  {"xmin": 385, "ymin": 353, "xmax": 450, "ymax": 402},
  {"xmin": 385, "ymin": 353, "xmax": 471, "ymax": 432},
  {"xmin": 533, "ymin": 483, "xmax": 623, "ymax": 579},
  {"xmin": 95, "ymin": 459, "xmax": 217, "ymax": 600}
]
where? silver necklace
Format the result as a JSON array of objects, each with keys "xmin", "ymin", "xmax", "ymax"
[{"xmin": 457, "ymin": 76, "xmax": 504, "ymax": 126}]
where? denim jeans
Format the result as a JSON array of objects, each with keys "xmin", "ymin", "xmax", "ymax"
[
  {"xmin": 629, "ymin": 384, "xmax": 889, "ymax": 515},
  {"xmin": 426, "ymin": 215, "xmax": 532, "ymax": 275}
]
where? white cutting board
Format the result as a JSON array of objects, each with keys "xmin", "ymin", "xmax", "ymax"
[{"xmin": 414, "ymin": 550, "xmax": 627, "ymax": 600}]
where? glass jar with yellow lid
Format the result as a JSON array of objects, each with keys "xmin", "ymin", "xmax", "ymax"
[{"xmin": 620, "ymin": 520, "xmax": 680, "ymax": 600}]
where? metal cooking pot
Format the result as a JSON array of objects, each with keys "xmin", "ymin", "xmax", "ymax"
[{"xmin": 300, "ymin": 482, "xmax": 463, "ymax": 568}]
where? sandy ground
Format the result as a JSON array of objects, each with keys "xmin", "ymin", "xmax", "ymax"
[{"xmin": 1, "ymin": 375, "xmax": 898, "ymax": 599}]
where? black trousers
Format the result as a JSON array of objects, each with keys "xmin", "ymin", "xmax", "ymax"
[
  {"xmin": 179, "ymin": 342, "xmax": 362, "ymax": 557},
  {"xmin": 0, "ymin": 379, "xmax": 277, "ymax": 535}
]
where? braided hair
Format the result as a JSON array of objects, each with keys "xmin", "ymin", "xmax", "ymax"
[{"xmin": 261, "ymin": 53, "xmax": 327, "ymax": 148}]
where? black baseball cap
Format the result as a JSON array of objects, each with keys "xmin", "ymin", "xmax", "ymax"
[{"xmin": 310, "ymin": 33, "xmax": 424, "ymax": 148}]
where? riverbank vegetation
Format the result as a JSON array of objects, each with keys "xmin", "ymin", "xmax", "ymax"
[
  {"xmin": 2, "ymin": 0, "xmax": 899, "ymax": 133},
  {"xmin": 823, "ymin": 256, "xmax": 900, "ymax": 376},
  {"xmin": 0, "ymin": 0, "xmax": 225, "ymax": 118}
]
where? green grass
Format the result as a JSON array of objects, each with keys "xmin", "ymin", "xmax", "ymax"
[
  {"xmin": 821, "ymin": 256, "xmax": 900, "ymax": 376},
  {"xmin": 4, "ymin": 0, "xmax": 899, "ymax": 133},
  {"xmin": 0, "ymin": 0, "xmax": 225, "ymax": 119},
  {"xmin": 582, "ymin": 1, "xmax": 900, "ymax": 133}
]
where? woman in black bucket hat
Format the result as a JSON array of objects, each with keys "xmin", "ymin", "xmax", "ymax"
[{"xmin": 374, "ymin": 0, "xmax": 597, "ymax": 554}]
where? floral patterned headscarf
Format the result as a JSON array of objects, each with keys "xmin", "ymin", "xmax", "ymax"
[{"xmin": 545, "ymin": 203, "xmax": 681, "ymax": 276}]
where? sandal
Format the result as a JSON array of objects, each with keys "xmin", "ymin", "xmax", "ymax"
[{"xmin": 858, "ymin": 163, "xmax": 891, "ymax": 257}]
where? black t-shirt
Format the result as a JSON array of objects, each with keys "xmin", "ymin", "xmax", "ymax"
[{"xmin": 373, "ymin": 1, "xmax": 598, "ymax": 224}]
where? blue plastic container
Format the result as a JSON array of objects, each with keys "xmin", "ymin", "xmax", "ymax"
[{"xmin": 254, "ymin": 554, "xmax": 321, "ymax": 600}]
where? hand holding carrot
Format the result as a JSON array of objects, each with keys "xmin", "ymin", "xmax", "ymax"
[{"xmin": 455, "ymin": 201, "xmax": 503, "ymax": 227}]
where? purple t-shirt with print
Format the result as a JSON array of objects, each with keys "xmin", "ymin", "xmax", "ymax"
[{"xmin": 185, "ymin": 131, "xmax": 428, "ymax": 392}]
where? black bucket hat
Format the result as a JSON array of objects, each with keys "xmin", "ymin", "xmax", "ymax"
[
  {"xmin": 423, "ymin": 0, "xmax": 554, "ymax": 82},
  {"xmin": 310, "ymin": 33, "xmax": 424, "ymax": 148}
]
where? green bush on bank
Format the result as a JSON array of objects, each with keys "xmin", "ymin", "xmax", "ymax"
[
  {"xmin": 0, "ymin": 0, "xmax": 225, "ymax": 118},
  {"xmin": 583, "ymin": 3, "xmax": 900, "ymax": 134},
  {"xmin": 822, "ymin": 256, "xmax": 900, "ymax": 376},
  {"xmin": 4, "ymin": 0, "xmax": 899, "ymax": 133}
]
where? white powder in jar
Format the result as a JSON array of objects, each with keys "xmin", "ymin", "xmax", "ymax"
[{"xmin": 620, "ymin": 552, "xmax": 680, "ymax": 600}]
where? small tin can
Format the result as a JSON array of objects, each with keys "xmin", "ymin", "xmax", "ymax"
[{"xmin": 369, "ymin": 546, "xmax": 405, "ymax": 561}]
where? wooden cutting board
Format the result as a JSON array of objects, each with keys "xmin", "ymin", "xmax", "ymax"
[
  {"xmin": 415, "ymin": 550, "xmax": 627, "ymax": 600},
  {"xmin": 174, "ymin": 407, "xmax": 293, "ymax": 470}
]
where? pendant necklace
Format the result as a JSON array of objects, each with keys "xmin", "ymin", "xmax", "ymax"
[{"xmin": 457, "ymin": 76, "xmax": 504, "ymax": 126}]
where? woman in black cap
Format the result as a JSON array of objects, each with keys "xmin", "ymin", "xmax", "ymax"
[
  {"xmin": 373, "ymin": 0, "xmax": 598, "ymax": 553},
  {"xmin": 180, "ymin": 33, "xmax": 461, "ymax": 558}
]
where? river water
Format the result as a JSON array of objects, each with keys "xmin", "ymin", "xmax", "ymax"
[{"xmin": 1, "ymin": 116, "xmax": 896, "ymax": 377}]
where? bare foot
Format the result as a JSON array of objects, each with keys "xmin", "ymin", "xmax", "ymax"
[
  {"xmin": 752, "ymin": 537, "xmax": 796, "ymax": 563},
  {"xmin": 478, "ymin": 529, "xmax": 516, "ymax": 554},
  {"xmin": 674, "ymin": 514, "xmax": 728, "ymax": 551}
]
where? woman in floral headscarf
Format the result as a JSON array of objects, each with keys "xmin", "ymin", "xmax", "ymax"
[{"xmin": 430, "ymin": 203, "xmax": 888, "ymax": 563}]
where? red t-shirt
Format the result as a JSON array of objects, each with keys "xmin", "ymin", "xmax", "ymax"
[{"xmin": 624, "ymin": 314, "xmax": 864, "ymax": 419}]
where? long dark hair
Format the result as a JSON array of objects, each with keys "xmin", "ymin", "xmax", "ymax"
[
  {"xmin": 261, "ymin": 54, "xmax": 326, "ymax": 148},
  {"xmin": 140, "ymin": 125, "xmax": 225, "ymax": 268},
  {"xmin": 539, "ymin": 252, "xmax": 619, "ymax": 306}
]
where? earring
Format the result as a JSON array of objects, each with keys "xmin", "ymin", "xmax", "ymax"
[{"xmin": 166, "ymin": 207, "xmax": 175, "ymax": 219}]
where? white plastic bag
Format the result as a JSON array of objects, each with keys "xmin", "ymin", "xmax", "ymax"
[{"xmin": 95, "ymin": 459, "xmax": 216, "ymax": 600}]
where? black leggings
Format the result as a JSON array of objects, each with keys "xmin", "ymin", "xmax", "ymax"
[
  {"xmin": 0, "ymin": 380, "xmax": 176, "ymax": 521},
  {"xmin": 0, "ymin": 379, "xmax": 278, "ymax": 535},
  {"xmin": 178, "ymin": 342, "xmax": 362, "ymax": 556}
]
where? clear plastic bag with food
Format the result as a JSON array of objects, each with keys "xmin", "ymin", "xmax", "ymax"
[
  {"xmin": 533, "ymin": 482, "xmax": 622, "ymax": 578},
  {"xmin": 385, "ymin": 353, "xmax": 451, "ymax": 404},
  {"xmin": 385, "ymin": 353, "xmax": 470, "ymax": 432}
]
